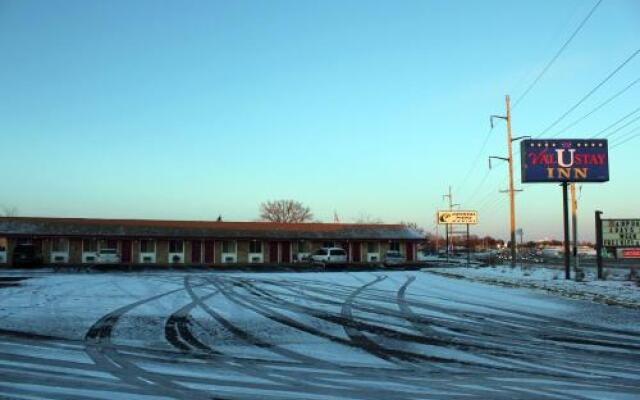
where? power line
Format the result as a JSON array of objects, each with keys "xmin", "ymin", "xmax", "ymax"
[
  {"xmin": 554, "ymin": 76, "xmax": 640, "ymax": 136},
  {"xmin": 611, "ymin": 129, "xmax": 640, "ymax": 149},
  {"xmin": 463, "ymin": 168, "xmax": 493, "ymax": 205},
  {"xmin": 610, "ymin": 123, "xmax": 640, "ymax": 145},
  {"xmin": 455, "ymin": 126, "xmax": 493, "ymax": 198},
  {"xmin": 537, "ymin": 47, "xmax": 640, "ymax": 137},
  {"xmin": 592, "ymin": 105, "xmax": 640, "ymax": 137},
  {"xmin": 603, "ymin": 114, "xmax": 640, "ymax": 138},
  {"xmin": 512, "ymin": 0, "xmax": 603, "ymax": 109}
]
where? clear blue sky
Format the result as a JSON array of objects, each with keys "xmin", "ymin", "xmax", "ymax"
[{"xmin": 1, "ymin": 0, "xmax": 639, "ymax": 241}]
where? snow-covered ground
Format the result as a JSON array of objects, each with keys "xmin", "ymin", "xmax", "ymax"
[
  {"xmin": 427, "ymin": 265, "xmax": 640, "ymax": 309},
  {"xmin": 0, "ymin": 271, "xmax": 639, "ymax": 400}
]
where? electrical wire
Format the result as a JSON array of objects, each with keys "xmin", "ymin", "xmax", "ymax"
[
  {"xmin": 610, "ymin": 124, "xmax": 640, "ymax": 146},
  {"xmin": 455, "ymin": 126, "xmax": 493, "ymax": 199},
  {"xmin": 591, "ymin": 105, "xmax": 640, "ymax": 137},
  {"xmin": 512, "ymin": 0, "xmax": 603, "ymax": 110},
  {"xmin": 537, "ymin": 47, "xmax": 640, "ymax": 137},
  {"xmin": 611, "ymin": 131, "xmax": 640, "ymax": 149},
  {"xmin": 463, "ymin": 168, "xmax": 493, "ymax": 205},
  {"xmin": 554, "ymin": 76, "xmax": 640, "ymax": 136},
  {"xmin": 603, "ymin": 114, "xmax": 640, "ymax": 139}
]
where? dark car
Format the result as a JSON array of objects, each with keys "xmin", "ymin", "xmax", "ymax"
[{"xmin": 12, "ymin": 244, "xmax": 43, "ymax": 267}]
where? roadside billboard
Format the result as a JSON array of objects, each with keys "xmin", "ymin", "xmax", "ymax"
[
  {"xmin": 602, "ymin": 219, "xmax": 640, "ymax": 248},
  {"xmin": 520, "ymin": 139, "xmax": 609, "ymax": 183},
  {"xmin": 437, "ymin": 211, "xmax": 478, "ymax": 225}
]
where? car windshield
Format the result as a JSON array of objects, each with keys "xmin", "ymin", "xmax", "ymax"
[
  {"xmin": 330, "ymin": 249, "xmax": 345, "ymax": 256},
  {"xmin": 100, "ymin": 249, "xmax": 116, "ymax": 254},
  {"xmin": 315, "ymin": 249, "xmax": 328, "ymax": 255}
]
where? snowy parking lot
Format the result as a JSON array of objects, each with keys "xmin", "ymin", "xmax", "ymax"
[{"xmin": 0, "ymin": 270, "xmax": 639, "ymax": 399}]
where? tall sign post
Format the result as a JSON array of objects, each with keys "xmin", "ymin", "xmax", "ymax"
[
  {"xmin": 521, "ymin": 139, "xmax": 609, "ymax": 280},
  {"xmin": 571, "ymin": 183, "xmax": 579, "ymax": 272},
  {"xmin": 562, "ymin": 183, "xmax": 570, "ymax": 279},
  {"xmin": 595, "ymin": 211, "xmax": 603, "ymax": 279}
]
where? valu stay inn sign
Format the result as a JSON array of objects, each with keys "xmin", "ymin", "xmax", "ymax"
[{"xmin": 520, "ymin": 139, "xmax": 609, "ymax": 183}]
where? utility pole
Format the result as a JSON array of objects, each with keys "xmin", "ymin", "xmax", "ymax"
[
  {"xmin": 505, "ymin": 95, "xmax": 517, "ymax": 268},
  {"xmin": 489, "ymin": 95, "xmax": 523, "ymax": 268},
  {"xmin": 442, "ymin": 186, "xmax": 459, "ymax": 262}
]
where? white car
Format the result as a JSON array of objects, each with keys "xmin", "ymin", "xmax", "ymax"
[
  {"xmin": 97, "ymin": 248, "xmax": 120, "ymax": 263},
  {"xmin": 384, "ymin": 251, "xmax": 406, "ymax": 265},
  {"xmin": 311, "ymin": 247, "xmax": 347, "ymax": 263}
]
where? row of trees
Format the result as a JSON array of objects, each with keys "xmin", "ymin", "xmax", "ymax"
[
  {"xmin": 421, "ymin": 233, "xmax": 505, "ymax": 252},
  {"xmin": 258, "ymin": 199, "xmax": 426, "ymax": 228}
]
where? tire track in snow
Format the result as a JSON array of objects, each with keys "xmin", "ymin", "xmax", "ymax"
[{"xmin": 84, "ymin": 285, "xmax": 226, "ymax": 400}]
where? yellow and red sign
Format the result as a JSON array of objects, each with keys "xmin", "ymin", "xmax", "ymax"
[{"xmin": 437, "ymin": 211, "xmax": 478, "ymax": 225}]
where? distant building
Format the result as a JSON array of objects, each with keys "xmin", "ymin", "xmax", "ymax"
[{"xmin": 0, "ymin": 217, "xmax": 423, "ymax": 266}]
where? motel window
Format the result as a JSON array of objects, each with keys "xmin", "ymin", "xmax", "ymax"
[
  {"xmin": 83, "ymin": 239, "xmax": 98, "ymax": 252},
  {"xmin": 297, "ymin": 241, "xmax": 309, "ymax": 253},
  {"xmin": 323, "ymin": 241, "xmax": 334, "ymax": 248},
  {"xmin": 169, "ymin": 240, "xmax": 184, "ymax": 253},
  {"xmin": 249, "ymin": 241, "xmax": 262, "ymax": 253},
  {"xmin": 99, "ymin": 240, "xmax": 118, "ymax": 251},
  {"xmin": 390, "ymin": 241, "xmax": 400, "ymax": 252},
  {"xmin": 367, "ymin": 242, "xmax": 378, "ymax": 253},
  {"xmin": 17, "ymin": 238, "xmax": 33, "ymax": 245},
  {"xmin": 140, "ymin": 240, "xmax": 156, "ymax": 253},
  {"xmin": 51, "ymin": 238, "xmax": 69, "ymax": 252},
  {"xmin": 0, "ymin": 238, "xmax": 6, "ymax": 252},
  {"xmin": 222, "ymin": 240, "xmax": 236, "ymax": 253}
]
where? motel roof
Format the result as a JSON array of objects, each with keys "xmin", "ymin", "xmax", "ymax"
[{"xmin": 0, "ymin": 217, "xmax": 424, "ymax": 241}]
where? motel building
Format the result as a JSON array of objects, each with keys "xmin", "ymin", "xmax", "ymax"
[{"xmin": 0, "ymin": 217, "xmax": 423, "ymax": 267}]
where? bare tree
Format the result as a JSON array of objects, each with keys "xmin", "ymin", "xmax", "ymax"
[
  {"xmin": 353, "ymin": 213, "xmax": 383, "ymax": 224},
  {"xmin": 400, "ymin": 221, "xmax": 426, "ymax": 235},
  {"xmin": 260, "ymin": 200, "xmax": 313, "ymax": 223},
  {"xmin": 1, "ymin": 206, "xmax": 18, "ymax": 217}
]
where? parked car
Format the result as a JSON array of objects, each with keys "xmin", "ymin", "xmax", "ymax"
[
  {"xmin": 97, "ymin": 248, "xmax": 120, "ymax": 263},
  {"xmin": 311, "ymin": 247, "xmax": 347, "ymax": 263},
  {"xmin": 12, "ymin": 244, "xmax": 43, "ymax": 267},
  {"xmin": 384, "ymin": 250, "xmax": 406, "ymax": 265}
]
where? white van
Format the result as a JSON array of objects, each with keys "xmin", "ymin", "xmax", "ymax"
[{"xmin": 311, "ymin": 247, "xmax": 347, "ymax": 263}]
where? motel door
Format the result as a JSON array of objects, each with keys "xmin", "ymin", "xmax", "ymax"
[
  {"xmin": 121, "ymin": 240, "xmax": 132, "ymax": 263},
  {"xmin": 269, "ymin": 242, "xmax": 279, "ymax": 263},
  {"xmin": 280, "ymin": 241, "xmax": 291, "ymax": 263},
  {"xmin": 32, "ymin": 239, "xmax": 43, "ymax": 258},
  {"xmin": 406, "ymin": 243, "xmax": 414, "ymax": 262},
  {"xmin": 351, "ymin": 241, "xmax": 361, "ymax": 262},
  {"xmin": 204, "ymin": 241, "xmax": 215, "ymax": 264},
  {"xmin": 191, "ymin": 240, "xmax": 202, "ymax": 264}
]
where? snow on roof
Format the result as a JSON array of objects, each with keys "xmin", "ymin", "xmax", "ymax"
[{"xmin": 0, "ymin": 217, "xmax": 424, "ymax": 240}]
